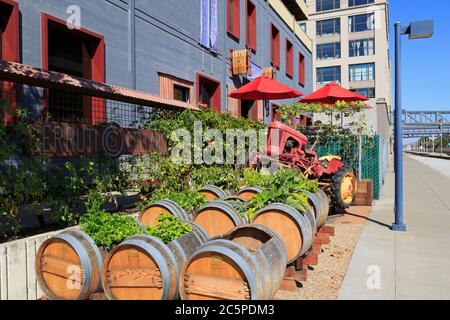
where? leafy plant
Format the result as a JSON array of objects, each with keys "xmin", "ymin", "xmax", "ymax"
[
  {"xmin": 190, "ymin": 165, "xmax": 242, "ymax": 190},
  {"xmin": 240, "ymin": 168, "xmax": 273, "ymax": 189},
  {"xmin": 218, "ymin": 199, "xmax": 249, "ymax": 220},
  {"xmin": 80, "ymin": 209, "xmax": 143, "ymax": 248},
  {"xmin": 146, "ymin": 213, "xmax": 193, "ymax": 244},
  {"xmin": 246, "ymin": 169, "xmax": 319, "ymax": 219},
  {"xmin": 142, "ymin": 189, "xmax": 206, "ymax": 212}
]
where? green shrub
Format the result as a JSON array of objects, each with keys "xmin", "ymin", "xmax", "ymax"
[
  {"xmin": 146, "ymin": 213, "xmax": 193, "ymax": 244},
  {"xmin": 143, "ymin": 189, "xmax": 206, "ymax": 212},
  {"xmin": 246, "ymin": 169, "xmax": 319, "ymax": 219},
  {"xmin": 80, "ymin": 209, "xmax": 143, "ymax": 248}
]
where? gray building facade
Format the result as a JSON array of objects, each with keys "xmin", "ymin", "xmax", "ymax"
[{"xmin": 4, "ymin": 0, "xmax": 313, "ymax": 122}]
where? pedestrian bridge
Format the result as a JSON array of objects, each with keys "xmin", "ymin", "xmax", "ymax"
[{"xmin": 402, "ymin": 110, "xmax": 450, "ymax": 137}]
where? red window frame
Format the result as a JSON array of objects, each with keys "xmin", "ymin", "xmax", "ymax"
[
  {"xmin": 196, "ymin": 73, "xmax": 221, "ymax": 113},
  {"xmin": 1, "ymin": 0, "xmax": 20, "ymax": 126},
  {"xmin": 270, "ymin": 23, "xmax": 280, "ymax": 69},
  {"xmin": 298, "ymin": 51, "xmax": 305, "ymax": 86},
  {"xmin": 41, "ymin": 13, "xmax": 105, "ymax": 125},
  {"xmin": 246, "ymin": 0, "xmax": 256, "ymax": 52},
  {"xmin": 226, "ymin": 0, "xmax": 240, "ymax": 40},
  {"xmin": 285, "ymin": 39, "xmax": 293, "ymax": 78}
]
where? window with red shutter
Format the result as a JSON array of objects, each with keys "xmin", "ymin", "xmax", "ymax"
[
  {"xmin": 42, "ymin": 14, "xmax": 105, "ymax": 125},
  {"xmin": 0, "ymin": 0, "xmax": 20, "ymax": 126},
  {"xmin": 298, "ymin": 52, "xmax": 305, "ymax": 86},
  {"xmin": 270, "ymin": 24, "xmax": 280, "ymax": 68},
  {"xmin": 246, "ymin": 0, "xmax": 256, "ymax": 52},
  {"xmin": 227, "ymin": 0, "xmax": 240, "ymax": 40},
  {"xmin": 286, "ymin": 39, "xmax": 293, "ymax": 78}
]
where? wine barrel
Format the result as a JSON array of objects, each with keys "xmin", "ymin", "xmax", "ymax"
[
  {"xmin": 251, "ymin": 203, "xmax": 315, "ymax": 263},
  {"xmin": 238, "ymin": 186, "xmax": 263, "ymax": 200},
  {"xmin": 180, "ymin": 224, "xmax": 287, "ymax": 300},
  {"xmin": 102, "ymin": 222, "xmax": 208, "ymax": 300},
  {"xmin": 192, "ymin": 201, "xmax": 248, "ymax": 238},
  {"xmin": 198, "ymin": 185, "xmax": 230, "ymax": 200},
  {"xmin": 139, "ymin": 200, "xmax": 190, "ymax": 227},
  {"xmin": 302, "ymin": 189, "xmax": 330, "ymax": 229},
  {"xmin": 35, "ymin": 229, "xmax": 103, "ymax": 300}
]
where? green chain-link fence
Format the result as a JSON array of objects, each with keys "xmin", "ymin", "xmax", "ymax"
[{"xmin": 311, "ymin": 135, "xmax": 388, "ymax": 200}]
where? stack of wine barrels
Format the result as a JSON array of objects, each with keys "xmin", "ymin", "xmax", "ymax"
[
  {"xmin": 251, "ymin": 203, "xmax": 316, "ymax": 263},
  {"xmin": 180, "ymin": 224, "xmax": 287, "ymax": 300},
  {"xmin": 139, "ymin": 200, "xmax": 190, "ymax": 227},
  {"xmin": 198, "ymin": 185, "xmax": 233, "ymax": 200},
  {"xmin": 102, "ymin": 221, "xmax": 208, "ymax": 300},
  {"xmin": 192, "ymin": 201, "xmax": 248, "ymax": 238},
  {"xmin": 35, "ymin": 229, "xmax": 103, "ymax": 300}
]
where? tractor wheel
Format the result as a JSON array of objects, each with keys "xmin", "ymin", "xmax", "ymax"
[{"xmin": 331, "ymin": 165, "xmax": 357, "ymax": 209}]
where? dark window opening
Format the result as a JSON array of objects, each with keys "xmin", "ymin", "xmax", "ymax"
[
  {"xmin": 174, "ymin": 84, "xmax": 190, "ymax": 103},
  {"xmin": 227, "ymin": 0, "xmax": 240, "ymax": 40},
  {"xmin": 197, "ymin": 74, "xmax": 221, "ymax": 113},
  {"xmin": 48, "ymin": 26, "xmax": 84, "ymax": 122},
  {"xmin": 270, "ymin": 24, "xmax": 280, "ymax": 68},
  {"xmin": 0, "ymin": 0, "xmax": 20, "ymax": 126},
  {"xmin": 246, "ymin": 0, "xmax": 256, "ymax": 51},
  {"xmin": 42, "ymin": 14, "xmax": 105, "ymax": 125},
  {"xmin": 298, "ymin": 52, "xmax": 305, "ymax": 86},
  {"xmin": 286, "ymin": 39, "xmax": 293, "ymax": 78}
]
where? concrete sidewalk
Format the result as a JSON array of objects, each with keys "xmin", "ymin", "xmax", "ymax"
[{"xmin": 338, "ymin": 154, "xmax": 450, "ymax": 300}]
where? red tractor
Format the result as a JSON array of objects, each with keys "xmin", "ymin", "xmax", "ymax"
[{"xmin": 254, "ymin": 122, "xmax": 357, "ymax": 209}]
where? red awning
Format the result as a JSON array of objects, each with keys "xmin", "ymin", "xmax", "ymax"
[{"xmin": 228, "ymin": 76, "xmax": 303, "ymax": 100}]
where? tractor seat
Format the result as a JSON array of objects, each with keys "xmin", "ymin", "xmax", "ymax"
[{"xmin": 318, "ymin": 155, "xmax": 342, "ymax": 162}]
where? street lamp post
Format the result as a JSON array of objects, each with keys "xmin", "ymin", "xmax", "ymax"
[{"xmin": 393, "ymin": 20, "xmax": 434, "ymax": 232}]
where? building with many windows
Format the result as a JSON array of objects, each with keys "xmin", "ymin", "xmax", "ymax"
[
  {"xmin": 303, "ymin": 0, "xmax": 391, "ymax": 139},
  {"xmin": 0, "ymin": 0, "xmax": 313, "ymax": 126}
]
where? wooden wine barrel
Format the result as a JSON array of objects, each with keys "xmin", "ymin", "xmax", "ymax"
[
  {"xmin": 198, "ymin": 185, "xmax": 230, "ymax": 200},
  {"xmin": 35, "ymin": 229, "xmax": 103, "ymax": 300},
  {"xmin": 139, "ymin": 200, "xmax": 190, "ymax": 227},
  {"xmin": 238, "ymin": 186, "xmax": 263, "ymax": 200},
  {"xmin": 251, "ymin": 203, "xmax": 315, "ymax": 263},
  {"xmin": 192, "ymin": 201, "xmax": 248, "ymax": 238},
  {"xmin": 303, "ymin": 189, "xmax": 330, "ymax": 229},
  {"xmin": 180, "ymin": 224, "xmax": 287, "ymax": 300},
  {"xmin": 102, "ymin": 222, "xmax": 208, "ymax": 300}
]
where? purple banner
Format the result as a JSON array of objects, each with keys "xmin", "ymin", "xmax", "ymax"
[
  {"xmin": 210, "ymin": 0, "xmax": 219, "ymax": 52},
  {"xmin": 200, "ymin": 0, "xmax": 210, "ymax": 48}
]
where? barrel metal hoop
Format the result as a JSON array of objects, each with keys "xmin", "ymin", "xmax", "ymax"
[
  {"xmin": 123, "ymin": 239, "xmax": 174, "ymax": 300},
  {"xmin": 170, "ymin": 239, "xmax": 188, "ymax": 263},
  {"xmin": 73, "ymin": 229, "xmax": 103, "ymax": 291},
  {"xmin": 195, "ymin": 243, "xmax": 259, "ymax": 300},
  {"xmin": 257, "ymin": 248, "xmax": 273, "ymax": 299},
  {"xmin": 55, "ymin": 233, "xmax": 92, "ymax": 300}
]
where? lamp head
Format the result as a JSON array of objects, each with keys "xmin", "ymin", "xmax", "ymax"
[{"xmin": 407, "ymin": 20, "xmax": 434, "ymax": 40}]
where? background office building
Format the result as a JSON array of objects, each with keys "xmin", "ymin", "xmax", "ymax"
[{"xmin": 303, "ymin": 0, "xmax": 391, "ymax": 139}]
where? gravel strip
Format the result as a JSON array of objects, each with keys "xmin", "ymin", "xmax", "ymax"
[{"xmin": 275, "ymin": 223, "xmax": 363, "ymax": 300}]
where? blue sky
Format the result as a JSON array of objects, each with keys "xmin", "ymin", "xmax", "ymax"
[{"xmin": 389, "ymin": 0, "xmax": 450, "ymax": 111}]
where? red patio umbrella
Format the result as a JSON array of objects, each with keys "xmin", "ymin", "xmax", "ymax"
[
  {"xmin": 228, "ymin": 76, "xmax": 302, "ymax": 124},
  {"xmin": 229, "ymin": 76, "xmax": 303, "ymax": 100},
  {"xmin": 299, "ymin": 82, "xmax": 368, "ymax": 104},
  {"xmin": 300, "ymin": 83, "xmax": 370, "ymax": 127}
]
